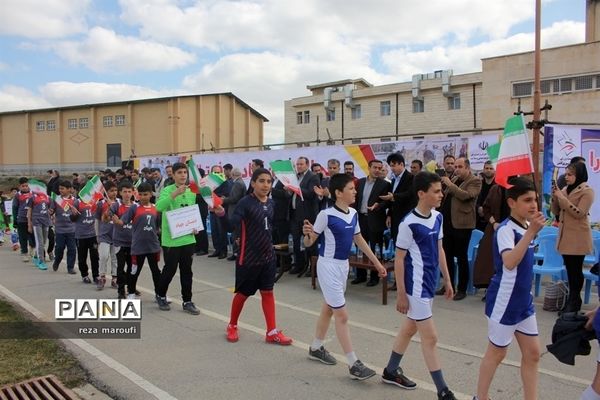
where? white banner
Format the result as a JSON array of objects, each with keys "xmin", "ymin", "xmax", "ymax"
[{"xmin": 165, "ymin": 205, "xmax": 204, "ymax": 239}]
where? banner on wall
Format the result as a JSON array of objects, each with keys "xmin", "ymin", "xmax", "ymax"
[
  {"xmin": 134, "ymin": 133, "xmax": 500, "ymax": 185},
  {"xmin": 542, "ymin": 124, "xmax": 600, "ymax": 225}
]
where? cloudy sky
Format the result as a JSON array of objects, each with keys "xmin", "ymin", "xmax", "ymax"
[{"xmin": 0, "ymin": 0, "xmax": 587, "ymax": 145}]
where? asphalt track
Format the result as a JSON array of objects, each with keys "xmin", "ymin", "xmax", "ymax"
[{"xmin": 0, "ymin": 244, "xmax": 595, "ymax": 400}]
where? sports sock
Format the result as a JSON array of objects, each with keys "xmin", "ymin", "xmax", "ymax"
[
  {"xmin": 228, "ymin": 293, "xmax": 248, "ymax": 326},
  {"xmin": 581, "ymin": 385, "xmax": 600, "ymax": 400},
  {"xmin": 346, "ymin": 352, "xmax": 358, "ymax": 365},
  {"xmin": 260, "ymin": 290, "xmax": 276, "ymax": 333},
  {"xmin": 310, "ymin": 338, "xmax": 323, "ymax": 351},
  {"xmin": 430, "ymin": 369, "xmax": 448, "ymax": 393},
  {"xmin": 386, "ymin": 351, "xmax": 403, "ymax": 372}
]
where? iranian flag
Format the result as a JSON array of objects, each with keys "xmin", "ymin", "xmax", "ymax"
[
  {"xmin": 199, "ymin": 186, "xmax": 223, "ymax": 209},
  {"xmin": 270, "ymin": 160, "xmax": 302, "ymax": 199},
  {"xmin": 51, "ymin": 192, "xmax": 64, "ymax": 208},
  {"xmin": 187, "ymin": 159, "xmax": 202, "ymax": 194},
  {"xmin": 495, "ymin": 115, "xmax": 534, "ymax": 188},
  {"xmin": 78, "ymin": 175, "xmax": 105, "ymax": 204},
  {"xmin": 28, "ymin": 179, "xmax": 47, "ymax": 194}
]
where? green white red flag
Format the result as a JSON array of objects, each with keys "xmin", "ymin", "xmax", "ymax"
[
  {"xmin": 51, "ymin": 192, "xmax": 64, "ymax": 208},
  {"xmin": 199, "ymin": 186, "xmax": 223, "ymax": 209},
  {"xmin": 78, "ymin": 175, "xmax": 105, "ymax": 204},
  {"xmin": 28, "ymin": 179, "xmax": 47, "ymax": 195},
  {"xmin": 495, "ymin": 115, "xmax": 534, "ymax": 188},
  {"xmin": 269, "ymin": 160, "xmax": 302, "ymax": 199},
  {"xmin": 186, "ymin": 159, "xmax": 202, "ymax": 194}
]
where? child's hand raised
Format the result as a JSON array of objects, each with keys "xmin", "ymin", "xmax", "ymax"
[
  {"xmin": 302, "ymin": 219, "xmax": 313, "ymax": 236},
  {"xmin": 528, "ymin": 211, "xmax": 546, "ymax": 235}
]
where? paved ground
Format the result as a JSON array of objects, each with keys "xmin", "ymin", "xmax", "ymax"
[{"xmin": 0, "ymin": 245, "xmax": 596, "ymax": 400}]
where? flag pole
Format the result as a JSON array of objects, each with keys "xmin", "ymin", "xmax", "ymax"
[{"xmin": 532, "ymin": 0, "xmax": 542, "ymax": 210}]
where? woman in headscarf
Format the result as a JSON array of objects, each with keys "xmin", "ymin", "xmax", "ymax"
[{"xmin": 551, "ymin": 161, "xmax": 594, "ymax": 313}]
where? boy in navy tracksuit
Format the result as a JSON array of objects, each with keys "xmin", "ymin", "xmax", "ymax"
[
  {"xmin": 49, "ymin": 180, "xmax": 77, "ymax": 273},
  {"xmin": 13, "ymin": 177, "xmax": 35, "ymax": 261},
  {"xmin": 73, "ymin": 198, "xmax": 100, "ymax": 284},
  {"xmin": 118, "ymin": 183, "xmax": 162, "ymax": 299},
  {"xmin": 110, "ymin": 181, "xmax": 134, "ymax": 299}
]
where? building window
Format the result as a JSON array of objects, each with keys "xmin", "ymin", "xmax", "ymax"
[
  {"xmin": 107, "ymin": 143, "xmax": 121, "ymax": 167},
  {"xmin": 303, "ymin": 111, "xmax": 310, "ymax": 124},
  {"xmin": 115, "ymin": 115, "xmax": 126, "ymax": 126},
  {"xmin": 296, "ymin": 111, "xmax": 303, "ymax": 124},
  {"xmin": 36, "ymin": 121, "xmax": 45, "ymax": 131},
  {"xmin": 351, "ymin": 104, "xmax": 361, "ymax": 120},
  {"xmin": 513, "ymin": 82, "xmax": 532, "ymax": 97},
  {"xmin": 412, "ymin": 99, "xmax": 424, "ymax": 113},
  {"xmin": 79, "ymin": 118, "xmax": 89, "ymax": 128},
  {"xmin": 575, "ymin": 75, "xmax": 594, "ymax": 90},
  {"xmin": 380, "ymin": 101, "xmax": 391, "ymax": 116},
  {"xmin": 68, "ymin": 118, "xmax": 77, "ymax": 129},
  {"xmin": 448, "ymin": 94, "xmax": 461, "ymax": 110},
  {"xmin": 46, "ymin": 120, "xmax": 56, "ymax": 131},
  {"xmin": 559, "ymin": 78, "xmax": 572, "ymax": 92},
  {"xmin": 540, "ymin": 79, "xmax": 559, "ymax": 94},
  {"xmin": 103, "ymin": 116, "xmax": 113, "ymax": 127},
  {"xmin": 326, "ymin": 108, "xmax": 335, "ymax": 121},
  {"xmin": 597, "ymin": 75, "xmax": 600, "ymax": 88}
]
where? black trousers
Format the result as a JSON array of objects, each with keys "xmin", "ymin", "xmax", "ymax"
[
  {"xmin": 157, "ymin": 244, "xmax": 195, "ymax": 302},
  {"xmin": 116, "ymin": 246, "xmax": 132, "ymax": 295},
  {"xmin": 47, "ymin": 226, "xmax": 55, "ymax": 254},
  {"xmin": 131, "ymin": 252, "xmax": 161, "ymax": 295},
  {"xmin": 194, "ymin": 213, "xmax": 209, "ymax": 253},
  {"xmin": 563, "ymin": 254, "xmax": 585, "ymax": 310},
  {"xmin": 357, "ymin": 213, "xmax": 384, "ymax": 281},
  {"xmin": 443, "ymin": 227, "xmax": 472, "ymax": 293},
  {"xmin": 17, "ymin": 222, "xmax": 35, "ymax": 254},
  {"xmin": 77, "ymin": 236, "xmax": 99, "ymax": 279},
  {"xmin": 290, "ymin": 210, "xmax": 316, "ymax": 269},
  {"xmin": 272, "ymin": 219, "xmax": 290, "ymax": 246}
]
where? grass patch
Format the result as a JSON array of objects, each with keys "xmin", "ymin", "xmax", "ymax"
[{"xmin": 0, "ymin": 299, "xmax": 86, "ymax": 388}]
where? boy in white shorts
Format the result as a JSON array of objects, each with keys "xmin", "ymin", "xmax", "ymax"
[
  {"xmin": 474, "ymin": 177, "xmax": 545, "ymax": 400},
  {"xmin": 302, "ymin": 173, "xmax": 387, "ymax": 380},
  {"xmin": 384, "ymin": 171, "xmax": 456, "ymax": 400}
]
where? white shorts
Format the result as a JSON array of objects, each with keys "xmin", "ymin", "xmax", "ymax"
[
  {"xmin": 407, "ymin": 295, "xmax": 433, "ymax": 321},
  {"xmin": 487, "ymin": 314, "xmax": 538, "ymax": 347},
  {"xmin": 317, "ymin": 258, "xmax": 349, "ymax": 309}
]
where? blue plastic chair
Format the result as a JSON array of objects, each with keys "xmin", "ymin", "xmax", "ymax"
[
  {"xmin": 466, "ymin": 229, "xmax": 484, "ymax": 294},
  {"xmin": 532, "ymin": 234, "xmax": 566, "ymax": 297},
  {"xmin": 582, "ymin": 237, "xmax": 600, "ymax": 304},
  {"xmin": 534, "ymin": 231, "xmax": 558, "ymax": 262}
]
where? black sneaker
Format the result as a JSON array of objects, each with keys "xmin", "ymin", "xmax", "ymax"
[
  {"xmin": 82, "ymin": 276, "xmax": 92, "ymax": 284},
  {"xmin": 438, "ymin": 388, "xmax": 457, "ymax": 400},
  {"xmin": 349, "ymin": 360, "xmax": 376, "ymax": 381},
  {"xmin": 382, "ymin": 367, "xmax": 417, "ymax": 390},
  {"xmin": 118, "ymin": 292, "xmax": 126, "ymax": 300},
  {"xmin": 157, "ymin": 297, "xmax": 170, "ymax": 311},
  {"xmin": 182, "ymin": 301, "xmax": 200, "ymax": 315},
  {"xmin": 308, "ymin": 346, "xmax": 337, "ymax": 365},
  {"xmin": 52, "ymin": 263, "xmax": 59, "ymax": 272}
]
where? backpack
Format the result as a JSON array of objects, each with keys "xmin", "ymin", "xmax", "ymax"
[{"xmin": 543, "ymin": 280, "xmax": 569, "ymax": 312}]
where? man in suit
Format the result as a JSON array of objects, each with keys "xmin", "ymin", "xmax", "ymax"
[
  {"xmin": 286, "ymin": 156, "xmax": 320, "ymax": 276},
  {"xmin": 352, "ymin": 159, "xmax": 391, "ymax": 286},
  {"xmin": 208, "ymin": 165, "xmax": 231, "ymax": 259},
  {"xmin": 438, "ymin": 157, "xmax": 482, "ymax": 301},
  {"xmin": 246, "ymin": 159, "xmax": 264, "ymax": 195},
  {"xmin": 380, "ymin": 153, "xmax": 416, "ymax": 243},
  {"xmin": 271, "ymin": 176, "xmax": 291, "ymax": 245},
  {"xmin": 221, "ymin": 168, "xmax": 246, "ymax": 261}
]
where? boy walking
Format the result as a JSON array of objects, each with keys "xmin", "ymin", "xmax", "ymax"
[
  {"xmin": 474, "ymin": 177, "xmax": 544, "ymax": 400},
  {"xmin": 224, "ymin": 168, "xmax": 293, "ymax": 345},
  {"xmin": 110, "ymin": 182, "xmax": 134, "ymax": 299},
  {"xmin": 95, "ymin": 181, "xmax": 118, "ymax": 290},
  {"xmin": 73, "ymin": 197, "xmax": 100, "ymax": 284},
  {"xmin": 384, "ymin": 171, "xmax": 456, "ymax": 400},
  {"xmin": 302, "ymin": 173, "xmax": 387, "ymax": 380},
  {"xmin": 27, "ymin": 190, "xmax": 52, "ymax": 270},
  {"xmin": 118, "ymin": 183, "xmax": 162, "ymax": 299},
  {"xmin": 50, "ymin": 180, "xmax": 77, "ymax": 274},
  {"xmin": 13, "ymin": 177, "xmax": 35, "ymax": 262}
]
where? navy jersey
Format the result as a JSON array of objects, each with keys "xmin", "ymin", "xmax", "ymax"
[
  {"xmin": 485, "ymin": 217, "xmax": 535, "ymax": 325},
  {"xmin": 120, "ymin": 203, "xmax": 161, "ymax": 255},
  {"xmin": 73, "ymin": 199, "xmax": 96, "ymax": 239},
  {"xmin": 231, "ymin": 194, "xmax": 275, "ymax": 267},
  {"xmin": 95, "ymin": 200, "xmax": 114, "ymax": 244},
  {"xmin": 27, "ymin": 193, "xmax": 51, "ymax": 227},
  {"xmin": 13, "ymin": 191, "xmax": 32, "ymax": 223},
  {"xmin": 110, "ymin": 200, "xmax": 133, "ymax": 247},
  {"xmin": 50, "ymin": 196, "xmax": 76, "ymax": 234},
  {"xmin": 395, "ymin": 209, "xmax": 443, "ymax": 299}
]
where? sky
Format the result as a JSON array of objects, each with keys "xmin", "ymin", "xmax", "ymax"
[{"xmin": 0, "ymin": 0, "xmax": 588, "ymax": 146}]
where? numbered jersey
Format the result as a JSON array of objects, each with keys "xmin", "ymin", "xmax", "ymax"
[
  {"xmin": 73, "ymin": 199, "xmax": 97, "ymax": 239},
  {"xmin": 231, "ymin": 194, "xmax": 275, "ymax": 267},
  {"xmin": 120, "ymin": 203, "xmax": 161, "ymax": 255},
  {"xmin": 95, "ymin": 200, "xmax": 114, "ymax": 244},
  {"xmin": 27, "ymin": 193, "xmax": 51, "ymax": 227},
  {"xmin": 110, "ymin": 200, "xmax": 133, "ymax": 247}
]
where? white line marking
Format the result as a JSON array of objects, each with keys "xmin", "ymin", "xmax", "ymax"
[{"xmin": 0, "ymin": 283, "xmax": 179, "ymax": 400}]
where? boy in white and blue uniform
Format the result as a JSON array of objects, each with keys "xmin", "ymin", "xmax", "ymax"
[
  {"xmin": 475, "ymin": 177, "xmax": 545, "ymax": 400},
  {"xmin": 384, "ymin": 171, "xmax": 456, "ymax": 400},
  {"xmin": 302, "ymin": 173, "xmax": 387, "ymax": 381}
]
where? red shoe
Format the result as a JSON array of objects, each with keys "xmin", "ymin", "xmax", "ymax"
[
  {"xmin": 226, "ymin": 324, "xmax": 239, "ymax": 343},
  {"xmin": 265, "ymin": 330, "xmax": 293, "ymax": 345}
]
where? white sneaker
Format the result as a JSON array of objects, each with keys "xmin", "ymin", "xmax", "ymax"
[
  {"xmin": 22, "ymin": 255, "xmax": 30, "ymax": 262},
  {"xmin": 127, "ymin": 294, "xmax": 137, "ymax": 299}
]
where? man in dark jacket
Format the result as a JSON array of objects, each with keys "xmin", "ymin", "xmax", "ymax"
[{"xmin": 221, "ymin": 168, "xmax": 246, "ymax": 261}]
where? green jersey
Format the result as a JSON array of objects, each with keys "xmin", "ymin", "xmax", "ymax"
[{"xmin": 155, "ymin": 184, "xmax": 197, "ymax": 247}]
